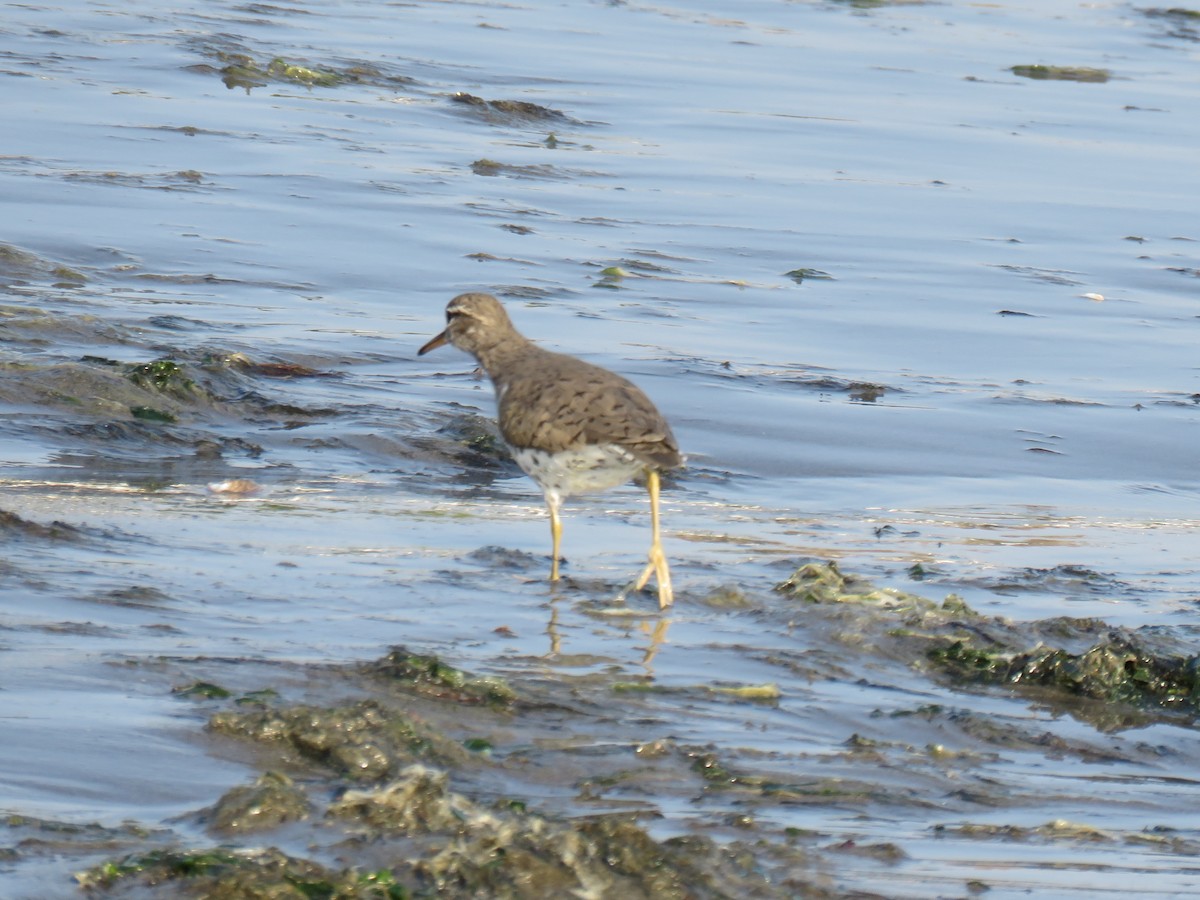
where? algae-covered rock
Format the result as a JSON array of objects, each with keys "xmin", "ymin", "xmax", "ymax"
[
  {"xmin": 266, "ymin": 56, "xmax": 341, "ymax": 86},
  {"xmin": 417, "ymin": 812, "xmax": 748, "ymax": 900},
  {"xmin": 928, "ymin": 629, "xmax": 1200, "ymax": 714},
  {"xmin": 1, "ymin": 508, "xmax": 83, "ymax": 542},
  {"xmin": 774, "ymin": 561, "xmax": 937, "ymax": 613},
  {"xmin": 201, "ymin": 771, "xmax": 310, "ymax": 835},
  {"xmin": 216, "ymin": 51, "xmax": 343, "ymax": 91},
  {"xmin": 80, "ymin": 802, "xmax": 780, "ymax": 898},
  {"xmin": 365, "ymin": 647, "xmax": 517, "ymax": 707},
  {"xmin": 125, "ymin": 358, "xmax": 196, "ymax": 397},
  {"xmin": 208, "ymin": 699, "xmax": 471, "ymax": 780},
  {"xmin": 430, "ymin": 413, "xmax": 513, "ymax": 467},
  {"xmin": 450, "ymin": 92, "xmax": 569, "ymax": 123},
  {"xmin": 75, "ymin": 846, "xmax": 374, "ymax": 898},
  {"xmin": 328, "ymin": 764, "xmax": 477, "ymax": 834}
]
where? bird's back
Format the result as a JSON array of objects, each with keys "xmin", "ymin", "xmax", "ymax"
[{"xmin": 495, "ymin": 345, "xmax": 681, "ymax": 472}]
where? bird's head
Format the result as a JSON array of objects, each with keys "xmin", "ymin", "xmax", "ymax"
[{"xmin": 418, "ymin": 292, "xmax": 516, "ymax": 358}]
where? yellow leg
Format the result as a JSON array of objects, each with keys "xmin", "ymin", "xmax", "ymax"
[
  {"xmin": 547, "ymin": 494, "xmax": 563, "ymax": 582},
  {"xmin": 633, "ymin": 469, "xmax": 674, "ymax": 608}
]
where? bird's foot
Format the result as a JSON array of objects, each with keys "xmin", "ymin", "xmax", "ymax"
[{"xmin": 633, "ymin": 546, "xmax": 674, "ymax": 610}]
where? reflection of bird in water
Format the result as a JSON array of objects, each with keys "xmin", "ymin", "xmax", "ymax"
[
  {"xmin": 420, "ymin": 292, "xmax": 682, "ymax": 608},
  {"xmin": 544, "ymin": 602, "xmax": 670, "ymax": 674}
]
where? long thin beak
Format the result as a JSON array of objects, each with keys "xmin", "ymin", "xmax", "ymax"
[{"xmin": 418, "ymin": 330, "xmax": 449, "ymax": 355}]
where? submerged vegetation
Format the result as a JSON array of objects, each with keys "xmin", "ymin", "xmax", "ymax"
[
  {"xmin": 217, "ymin": 52, "xmax": 341, "ymax": 90},
  {"xmin": 776, "ymin": 562, "xmax": 1200, "ymax": 722},
  {"xmin": 928, "ymin": 630, "xmax": 1200, "ymax": 713},
  {"xmin": 1010, "ymin": 64, "xmax": 1111, "ymax": 82}
]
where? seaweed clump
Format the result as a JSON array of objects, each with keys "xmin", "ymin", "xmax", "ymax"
[
  {"xmin": 774, "ymin": 560, "xmax": 956, "ymax": 616},
  {"xmin": 363, "ymin": 647, "xmax": 517, "ymax": 707},
  {"xmin": 1010, "ymin": 64, "xmax": 1110, "ymax": 82},
  {"xmin": 774, "ymin": 561, "xmax": 1200, "ymax": 722},
  {"xmin": 76, "ymin": 847, "xmax": 399, "ymax": 898},
  {"xmin": 0, "ymin": 509, "xmax": 83, "ymax": 541},
  {"xmin": 928, "ymin": 630, "xmax": 1200, "ymax": 714},
  {"xmin": 84, "ymin": 709, "xmax": 782, "ymax": 898},
  {"xmin": 199, "ymin": 771, "xmax": 310, "ymax": 835},
  {"xmin": 450, "ymin": 92, "xmax": 569, "ymax": 124},
  {"xmin": 125, "ymin": 358, "xmax": 196, "ymax": 398},
  {"xmin": 208, "ymin": 698, "xmax": 472, "ymax": 780},
  {"xmin": 216, "ymin": 52, "xmax": 341, "ymax": 91}
]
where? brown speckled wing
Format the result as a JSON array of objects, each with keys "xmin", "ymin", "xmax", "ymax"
[{"xmin": 497, "ymin": 348, "xmax": 681, "ymax": 471}]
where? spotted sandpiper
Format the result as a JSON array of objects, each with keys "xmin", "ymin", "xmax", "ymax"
[{"xmin": 419, "ymin": 292, "xmax": 682, "ymax": 608}]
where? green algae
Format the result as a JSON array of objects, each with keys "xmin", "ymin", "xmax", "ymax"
[
  {"xmin": 1144, "ymin": 7, "xmax": 1200, "ymax": 19},
  {"xmin": 784, "ymin": 267, "xmax": 834, "ymax": 284},
  {"xmin": 0, "ymin": 346, "xmax": 334, "ymax": 436},
  {"xmin": 266, "ymin": 57, "xmax": 341, "ymax": 87},
  {"xmin": 774, "ymin": 562, "xmax": 1200, "ymax": 720},
  {"xmin": 172, "ymin": 681, "xmax": 232, "ymax": 700},
  {"xmin": 216, "ymin": 51, "xmax": 343, "ymax": 92},
  {"xmin": 1142, "ymin": 7, "xmax": 1200, "ymax": 40},
  {"xmin": 235, "ymin": 687, "xmax": 281, "ymax": 707},
  {"xmin": 125, "ymin": 358, "xmax": 194, "ymax": 395},
  {"xmin": 712, "ymin": 682, "xmax": 782, "ymax": 700},
  {"xmin": 216, "ymin": 54, "xmax": 267, "ymax": 91},
  {"xmin": 928, "ymin": 631, "xmax": 1200, "ymax": 713},
  {"xmin": 1010, "ymin": 65, "xmax": 1111, "ymax": 82},
  {"xmin": 76, "ymin": 847, "xmax": 371, "ymax": 898},
  {"xmin": 434, "ymin": 413, "xmax": 510, "ymax": 464},
  {"xmin": 203, "ymin": 47, "xmax": 416, "ymax": 94},
  {"xmin": 129, "ymin": 405, "xmax": 177, "ymax": 423},
  {"xmin": 612, "ymin": 680, "xmax": 781, "ymax": 701},
  {"xmin": 364, "ymin": 648, "xmax": 517, "ymax": 707},
  {"xmin": 83, "ymin": 848, "xmax": 241, "ymax": 884}
]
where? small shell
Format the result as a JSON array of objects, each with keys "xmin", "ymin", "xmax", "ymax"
[
  {"xmin": 207, "ymin": 478, "xmax": 261, "ymax": 495},
  {"xmin": 1080, "ymin": 292, "xmax": 1105, "ymax": 302}
]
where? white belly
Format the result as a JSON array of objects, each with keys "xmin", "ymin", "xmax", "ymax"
[{"xmin": 510, "ymin": 443, "xmax": 643, "ymax": 500}]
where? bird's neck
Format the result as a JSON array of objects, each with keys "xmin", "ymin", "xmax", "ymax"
[{"xmin": 471, "ymin": 332, "xmax": 539, "ymax": 385}]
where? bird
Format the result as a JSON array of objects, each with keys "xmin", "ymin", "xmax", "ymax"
[{"xmin": 418, "ymin": 292, "xmax": 682, "ymax": 608}]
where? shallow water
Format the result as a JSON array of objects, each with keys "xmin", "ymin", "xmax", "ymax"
[{"xmin": 3, "ymin": 0, "xmax": 1200, "ymax": 896}]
